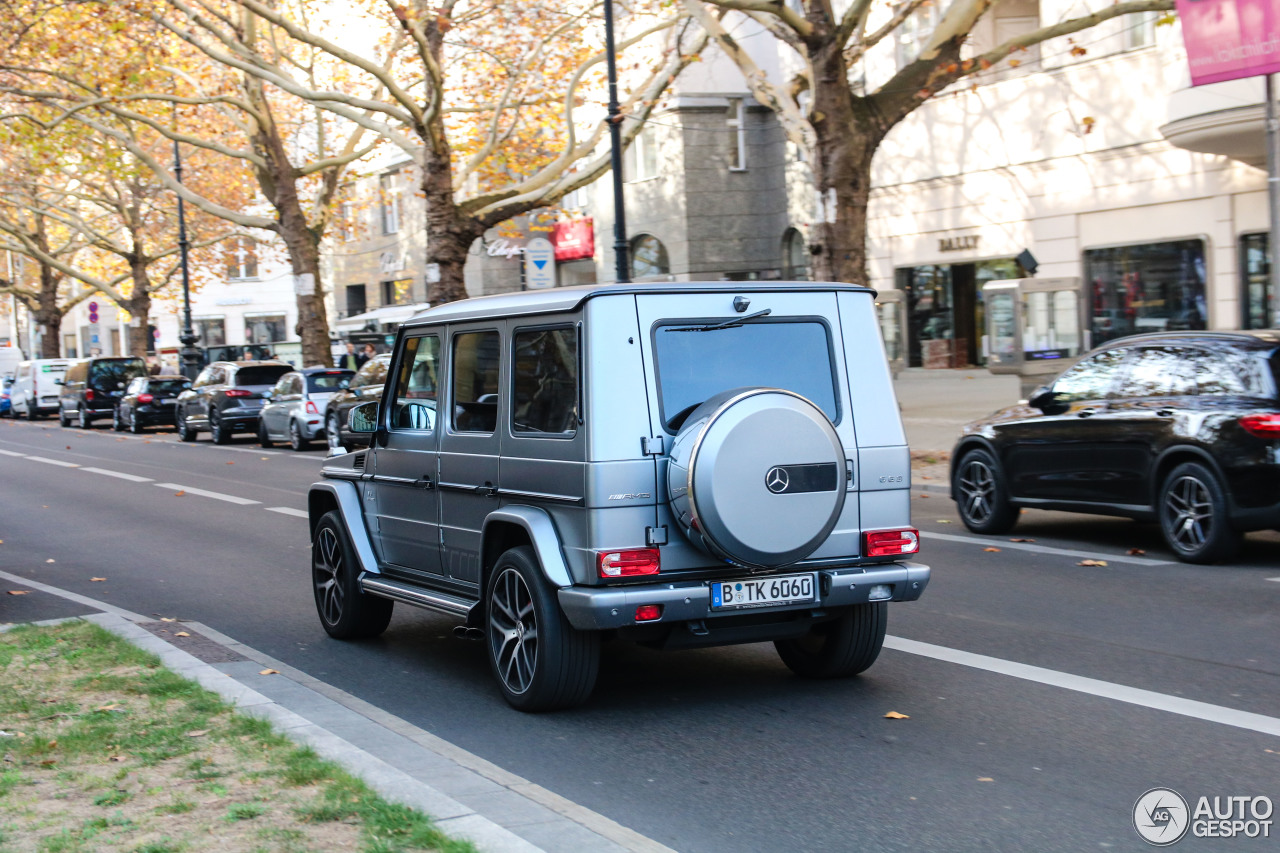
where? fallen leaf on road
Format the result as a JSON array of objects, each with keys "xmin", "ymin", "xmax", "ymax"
[
  {"xmin": 1126, "ymin": 548, "xmax": 1146, "ymax": 556},
  {"xmin": 64, "ymin": 446, "xmax": 70, "ymax": 450},
  {"xmin": 173, "ymin": 490, "xmax": 185, "ymax": 497},
  {"xmin": 1009, "ymin": 538, "xmax": 1036, "ymax": 543},
  {"xmin": 185, "ymin": 730, "xmax": 209, "ymax": 738},
  {"xmin": 883, "ymin": 711, "xmax": 910, "ymax": 720},
  {"xmin": 143, "ymin": 440, "xmax": 151, "ymax": 444},
  {"xmin": 226, "ymin": 461, "xmax": 234, "ymax": 465},
  {"xmin": 919, "ymin": 494, "xmax": 930, "ymax": 499},
  {"xmin": 1077, "ymin": 559, "xmax": 1108, "ymax": 567},
  {"xmin": 41, "ymin": 506, "xmax": 48, "ymax": 508},
  {"xmin": 920, "ymin": 475, "xmax": 932, "ymax": 480},
  {"xmin": 174, "ymin": 631, "xmax": 190, "ymax": 637},
  {"xmin": 983, "ymin": 547, "xmax": 1001, "ymax": 552},
  {"xmin": 259, "ymin": 669, "xmax": 279, "ymax": 676},
  {"xmin": 90, "ymin": 577, "xmax": 106, "ymax": 582},
  {"xmin": 7, "ymin": 590, "xmax": 29, "ymax": 596},
  {"xmin": 260, "ymin": 457, "xmax": 269, "ymax": 461},
  {"xmin": 45, "ymin": 559, "xmax": 55, "ymax": 563},
  {"xmin": 160, "ymin": 617, "xmax": 176, "ymax": 622},
  {"xmin": 936, "ymin": 519, "xmax": 951, "ymax": 524},
  {"xmin": 977, "ymin": 777, "xmax": 994, "ymax": 782}
]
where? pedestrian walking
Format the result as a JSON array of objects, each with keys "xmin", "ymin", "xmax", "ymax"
[
  {"xmin": 336, "ymin": 341, "xmax": 361, "ymax": 370},
  {"xmin": 361, "ymin": 343, "xmax": 377, "ymax": 364}
]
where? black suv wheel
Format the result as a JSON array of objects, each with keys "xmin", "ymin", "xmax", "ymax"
[
  {"xmin": 209, "ymin": 409, "xmax": 230, "ymax": 444},
  {"xmin": 486, "ymin": 546, "xmax": 599, "ymax": 711},
  {"xmin": 176, "ymin": 409, "xmax": 197, "ymax": 442},
  {"xmin": 312, "ymin": 511, "xmax": 392, "ymax": 639},
  {"xmin": 1159, "ymin": 462, "xmax": 1241, "ymax": 564},
  {"xmin": 77, "ymin": 407, "xmax": 91, "ymax": 429},
  {"xmin": 954, "ymin": 448, "xmax": 1018, "ymax": 534},
  {"xmin": 775, "ymin": 602, "xmax": 887, "ymax": 678}
]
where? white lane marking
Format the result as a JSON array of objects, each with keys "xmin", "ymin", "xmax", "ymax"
[
  {"xmin": 26, "ymin": 456, "xmax": 80, "ymax": 468},
  {"xmin": 919, "ymin": 530, "xmax": 1172, "ymax": 566},
  {"xmin": 884, "ymin": 636, "xmax": 1280, "ymax": 738},
  {"xmin": 266, "ymin": 507, "xmax": 308, "ymax": 518},
  {"xmin": 81, "ymin": 467, "xmax": 154, "ymax": 483},
  {"xmin": 1268, "ymin": 578, "xmax": 1280, "ymax": 583},
  {"xmin": 204, "ymin": 445, "xmax": 282, "ymax": 456},
  {"xmin": 154, "ymin": 483, "xmax": 261, "ymax": 505},
  {"xmin": 0, "ymin": 448, "xmax": 26, "ymax": 457}
]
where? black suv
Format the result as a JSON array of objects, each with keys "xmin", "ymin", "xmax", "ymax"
[
  {"xmin": 951, "ymin": 331, "xmax": 1280, "ymax": 563},
  {"xmin": 175, "ymin": 360, "xmax": 293, "ymax": 444},
  {"xmin": 113, "ymin": 375, "xmax": 191, "ymax": 433},
  {"xmin": 58, "ymin": 357, "xmax": 147, "ymax": 429},
  {"xmin": 323, "ymin": 353, "xmax": 390, "ymax": 453}
]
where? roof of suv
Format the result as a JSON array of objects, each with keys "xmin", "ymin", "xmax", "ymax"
[
  {"xmin": 405, "ymin": 281, "xmax": 875, "ymax": 326},
  {"xmin": 1100, "ymin": 330, "xmax": 1280, "ymax": 351}
]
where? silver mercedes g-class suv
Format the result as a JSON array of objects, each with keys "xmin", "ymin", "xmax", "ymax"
[{"xmin": 308, "ymin": 282, "xmax": 929, "ymax": 710}]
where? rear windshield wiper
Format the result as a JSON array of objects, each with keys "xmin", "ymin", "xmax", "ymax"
[{"xmin": 665, "ymin": 308, "xmax": 772, "ymax": 332}]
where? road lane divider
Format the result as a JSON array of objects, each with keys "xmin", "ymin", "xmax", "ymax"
[
  {"xmin": 266, "ymin": 507, "xmax": 309, "ymax": 518},
  {"xmin": 26, "ymin": 456, "xmax": 81, "ymax": 468},
  {"xmin": 153, "ymin": 483, "xmax": 261, "ymax": 505},
  {"xmin": 919, "ymin": 530, "xmax": 1172, "ymax": 566},
  {"xmin": 884, "ymin": 635, "xmax": 1280, "ymax": 738},
  {"xmin": 0, "ymin": 448, "xmax": 25, "ymax": 457},
  {"xmin": 81, "ymin": 467, "xmax": 154, "ymax": 483}
]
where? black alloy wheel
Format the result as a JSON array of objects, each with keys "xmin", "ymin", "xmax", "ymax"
[
  {"xmin": 954, "ymin": 448, "xmax": 1018, "ymax": 534},
  {"xmin": 258, "ymin": 420, "xmax": 273, "ymax": 448},
  {"xmin": 77, "ymin": 406, "xmax": 91, "ymax": 429},
  {"xmin": 209, "ymin": 409, "xmax": 230, "ymax": 444},
  {"xmin": 289, "ymin": 420, "xmax": 309, "ymax": 451},
  {"xmin": 775, "ymin": 602, "xmax": 887, "ymax": 678},
  {"xmin": 1159, "ymin": 461, "xmax": 1241, "ymax": 564},
  {"xmin": 485, "ymin": 546, "xmax": 599, "ymax": 711},
  {"xmin": 176, "ymin": 409, "xmax": 197, "ymax": 442},
  {"xmin": 311, "ymin": 511, "xmax": 392, "ymax": 639}
]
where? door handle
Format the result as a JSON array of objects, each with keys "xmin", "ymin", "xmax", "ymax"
[
  {"xmin": 1077, "ymin": 408, "xmax": 1097, "ymax": 418},
  {"xmin": 476, "ymin": 483, "xmax": 498, "ymax": 498},
  {"xmin": 1156, "ymin": 409, "xmax": 1175, "ymax": 417},
  {"xmin": 413, "ymin": 475, "xmax": 434, "ymax": 490}
]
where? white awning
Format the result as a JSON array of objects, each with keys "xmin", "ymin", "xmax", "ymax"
[{"xmin": 334, "ymin": 302, "xmax": 430, "ymax": 331}]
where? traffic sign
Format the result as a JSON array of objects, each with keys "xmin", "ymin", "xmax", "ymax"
[
  {"xmin": 523, "ymin": 237, "xmax": 556, "ymax": 289},
  {"xmin": 88, "ymin": 300, "xmax": 99, "ymax": 323}
]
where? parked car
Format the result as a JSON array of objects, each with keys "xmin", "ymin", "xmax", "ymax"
[
  {"xmin": 322, "ymin": 354, "xmax": 391, "ymax": 453},
  {"xmin": 175, "ymin": 360, "xmax": 293, "ymax": 444},
  {"xmin": 113, "ymin": 375, "xmax": 191, "ymax": 433},
  {"xmin": 9, "ymin": 358, "xmax": 78, "ymax": 420},
  {"xmin": 258, "ymin": 367, "xmax": 354, "ymax": 451},
  {"xmin": 58, "ymin": 356, "xmax": 147, "ymax": 428},
  {"xmin": 951, "ymin": 330, "xmax": 1280, "ymax": 563},
  {"xmin": 308, "ymin": 282, "xmax": 930, "ymax": 710},
  {"xmin": 0, "ymin": 375, "xmax": 12, "ymax": 417}
]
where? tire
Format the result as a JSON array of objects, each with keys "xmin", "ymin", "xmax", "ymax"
[
  {"xmin": 486, "ymin": 546, "xmax": 599, "ymax": 711},
  {"xmin": 209, "ymin": 409, "xmax": 230, "ymax": 444},
  {"xmin": 326, "ymin": 410, "xmax": 348, "ymax": 454},
  {"xmin": 26, "ymin": 401, "xmax": 38, "ymax": 421},
  {"xmin": 953, "ymin": 448, "xmax": 1018, "ymax": 534},
  {"xmin": 312, "ymin": 511, "xmax": 393, "ymax": 639},
  {"xmin": 129, "ymin": 410, "xmax": 143, "ymax": 434},
  {"xmin": 289, "ymin": 420, "xmax": 310, "ymax": 451},
  {"xmin": 1159, "ymin": 461, "xmax": 1241, "ymax": 564},
  {"xmin": 258, "ymin": 420, "xmax": 274, "ymax": 448},
  {"xmin": 78, "ymin": 407, "xmax": 91, "ymax": 429},
  {"xmin": 774, "ymin": 602, "xmax": 887, "ymax": 678},
  {"xmin": 176, "ymin": 409, "xmax": 197, "ymax": 442},
  {"xmin": 58, "ymin": 406, "xmax": 70, "ymax": 427},
  {"xmin": 112, "ymin": 407, "xmax": 124, "ymax": 431}
]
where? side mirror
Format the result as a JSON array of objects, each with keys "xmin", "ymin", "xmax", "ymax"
[
  {"xmin": 348, "ymin": 400, "xmax": 379, "ymax": 433},
  {"xmin": 1028, "ymin": 386, "xmax": 1060, "ymax": 412},
  {"xmin": 53, "ymin": 378, "xmax": 64, "ymax": 386},
  {"xmin": 339, "ymin": 379, "xmax": 350, "ymax": 389}
]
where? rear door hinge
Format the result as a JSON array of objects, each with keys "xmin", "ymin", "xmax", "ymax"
[
  {"xmin": 646, "ymin": 526, "xmax": 668, "ymax": 546},
  {"xmin": 642, "ymin": 436, "xmax": 665, "ymax": 455}
]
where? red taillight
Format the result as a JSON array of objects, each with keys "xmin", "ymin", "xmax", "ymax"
[
  {"xmin": 635, "ymin": 604, "xmax": 663, "ymax": 622},
  {"xmin": 305, "ymin": 401, "xmax": 319, "ymax": 414},
  {"xmin": 137, "ymin": 393, "xmax": 154, "ymax": 404},
  {"xmin": 597, "ymin": 548, "xmax": 660, "ymax": 578},
  {"xmin": 225, "ymin": 389, "xmax": 252, "ymax": 397},
  {"xmin": 85, "ymin": 389, "xmax": 94, "ymax": 402},
  {"xmin": 863, "ymin": 528, "xmax": 920, "ymax": 558},
  {"xmin": 1240, "ymin": 413, "xmax": 1280, "ymax": 439}
]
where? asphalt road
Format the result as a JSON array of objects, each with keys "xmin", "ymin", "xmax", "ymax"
[{"xmin": 2, "ymin": 416, "xmax": 1278, "ymax": 852}]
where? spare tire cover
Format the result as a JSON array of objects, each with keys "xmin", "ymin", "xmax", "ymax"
[{"xmin": 667, "ymin": 387, "xmax": 846, "ymax": 568}]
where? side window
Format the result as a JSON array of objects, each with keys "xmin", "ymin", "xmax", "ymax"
[
  {"xmin": 1052, "ymin": 348, "xmax": 1126, "ymax": 403},
  {"xmin": 1196, "ymin": 349, "xmax": 1261, "ymax": 396},
  {"xmin": 192, "ymin": 368, "xmax": 212, "ymax": 389},
  {"xmin": 1121, "ymin": 347, "xmax": 1196, "ymax": 397},
  {"xmin": 391, "ymin": 335, "xmax": 440, "ymax": 431},
  {"xmin": 451, "ymin": 331, "xmax": 500, "ymax": 433},
  {"xmin": 512, "ymin": 327, "xmax": 578, "ymax": 436},
  {"xmin": 271, "ymin": 375, "xmax": 293, "ymax": 397}
]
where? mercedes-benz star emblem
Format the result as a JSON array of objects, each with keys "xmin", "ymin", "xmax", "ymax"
[{"xmin": 765, "ymin": 466, "xmax": 789, "ymax": 494}]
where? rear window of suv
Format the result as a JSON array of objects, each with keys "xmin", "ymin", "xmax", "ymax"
[
  {"xmin": 653, "ymin": 319, "xmax": 840, "ymax": 430},
  {"xmin": 147, "ymin": 379, "xmax": 189, "ymax": 396},
  {"xmin": 89, "ymin": 359, "xmax": 146, "ymax": 388},
  {"xmin": 235, "ymin": 366, "xmax": 291, "ymax": 387}
]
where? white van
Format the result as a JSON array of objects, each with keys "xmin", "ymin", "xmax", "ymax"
[{"xmin": 10, "ymin": 358, "xmax": 79, "ymax": 419}]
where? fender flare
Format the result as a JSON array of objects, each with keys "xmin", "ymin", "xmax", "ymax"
[
  {"xmin": 308, "ymin": 481, "xmax": 380, "ymax": 576},
  {"xmin": 482, "ymin": 506, "xmax": 572, "ymax": 588}
]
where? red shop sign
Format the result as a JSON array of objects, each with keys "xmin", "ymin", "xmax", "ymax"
[{"xmin": 553, "ymin": 219, "xmax": 595, "ymax": 262}]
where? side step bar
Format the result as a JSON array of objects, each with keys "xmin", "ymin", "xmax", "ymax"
[{"xmin": 359, "ymin": 574, "xmax": 476, "ymax": 619}]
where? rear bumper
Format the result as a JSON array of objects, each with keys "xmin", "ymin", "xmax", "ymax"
[
  {"xmin": 218, "ymin": 411, "xmax": 262, "ymax": 431},
  {"xmin": 557, "ymin": 561, "xmax": 930, "ymax": 632}
]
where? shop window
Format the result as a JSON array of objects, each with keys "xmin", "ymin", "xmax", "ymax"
[
  {"xmin": 630, "ymin": 234, "xmax": 669, "ymax": 279},
  {"xmin": 1084, "ymin": 240, "xmax": 1207, "ymax": 347},
  {"xmin": 625, "ymin": 123, "xmax": 659, "ymax": 181},
  {"xmin": 245, "ymin": 315, "xmax": 287, "ymax": 344},
  {"xmin": 1240, "ymin": 233, "xmax": 1276, "ymax": 329},
  {"xmin": 226, "ymin": 238, "xmax": 258, "ymax": 280},
  {"xmin": 727, "ymin": 98, "xmax": 746, "ymax": 171},
  {"xmin": 898, "ymin": 265, "xmax": 954, "ymax": 368},
  {"xmin": 782, "ymin": 228, "xmax": 810, "ymax": 281},
  {"xmin": 194, "ymin": 318, "xmax": 226, "ymax": 347},
  {"xmin": 346, "ymin": 284, "xmax": 367, "ymax": 317}
]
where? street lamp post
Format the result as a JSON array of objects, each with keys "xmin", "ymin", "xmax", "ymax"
[
  {"xmin": 604, "ymin": 0, "xmax": 630, "ymax": 283},
  {"xmin": 173, "ymin": 140, "xmax": 201, "ymax": 379}
]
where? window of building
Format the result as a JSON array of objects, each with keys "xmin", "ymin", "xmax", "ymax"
[
  {"xmin": 193, "ymin": 318, "xmax": 226, "ymax": 347},
  {"xmin": 782, "ymin": 228, "xmax": 810, "ymax": 280},
  {"xmin": 226, "ymin": 238, "xmax": 259, "ymax": 280},
  {"xmin": 245, "ymin": 314, "xmax": 287, "ymax": 344},
  {"xmin": 1084, "ymin": 240, "xmax": 1207, "ymax": 347},
  {"xmin": 451, "ymin": 331, "xmax": 500, "ymax": 433},
  {"xmin": 562, "ymin": 186, "xmax": 589, "ymax": 212},
  {"xmin": 380, "ymin": 170, "xmax": 403, "ymax": 234},
  {"xmin": 1124, "ymin": 11, "xmax": 1157, "ymax": 50},
  {"xmin": 1241, "ymin": 233, "xmax": 1276, "ymax": 329},
  {"xmin": 391, "ymin": 335, "xmax": 439, "ymax": 431},
  {"xmin": 727, "ymin": 98, "xmax": 746, "ymax": 171},
  {"xmin": 346, "ymin": 284, "xmax": 367, "ymax": 317},
  {"xmin": 381, "ymin": 279, "xmax": 413, "ymax": 306},
  {"xmin": 340, "ymin": 201, "xmax": 357, "ymax": 242},
  {"xmin": 512, "ymin": 327, "xmax": 578, "ymax": 436},
  {"xmin": 624, "ymin": 123, "xmax": 659, "ymax": 181},
  {"xmin": 630, "ymin": 234, "xmax": 669, "ymax": 279}
]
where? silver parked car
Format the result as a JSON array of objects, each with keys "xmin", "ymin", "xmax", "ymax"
[
  {"xmin": 259, "ymin": 367, "xmax": 354, "ymax": 451},
  {"xmin": 308, "ymin": 282, "xmax": 930, "ymax": 710}
]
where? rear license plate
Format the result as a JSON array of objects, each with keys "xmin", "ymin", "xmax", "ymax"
[
  {"xmin": 161, "ymin": 398, "xmax": 176, "ymax": 404},
  {"xmin": 710, "ymin": 573, "xmax": 817, "ymax": 611}
]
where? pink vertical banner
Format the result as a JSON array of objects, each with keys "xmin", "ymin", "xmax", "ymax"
[{"xmin": 1177, "ymin": 0, "xmax": 1280, "ymax": 85}]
